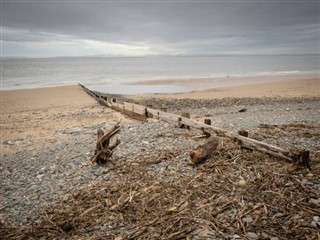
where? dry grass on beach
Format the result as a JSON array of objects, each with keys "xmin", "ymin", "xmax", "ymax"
[{"xmin": 2, "ymin": 134, "xmax": 320, "ymax": 239}]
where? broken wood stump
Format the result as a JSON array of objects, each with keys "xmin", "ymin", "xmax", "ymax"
[
  {"xmin": 91, "ymin": 122, "xmax": 121, "ymax": 164},
  {"xmin": 204, "ymin": 119, "xmax": 212, "ymax": 125},
  {"xmin": 238, "ymin": 130, "xmax": 249, "ymax": 137},
  {"xmin": 179, "ymin": 112, "xmax": 191, "ymax": 130},
  {"xmin": 190, "ymin": 136, "xmax": 219, "ymax": 164}
]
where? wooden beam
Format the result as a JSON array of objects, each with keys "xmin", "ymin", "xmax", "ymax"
[{"xmin": 80, "ymin": 84, "xmax": 311, "ymax": 167}]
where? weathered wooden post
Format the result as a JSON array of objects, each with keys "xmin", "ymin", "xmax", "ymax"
[{"xmin": 204, "ymin": 119, "xmax": 211, "ymax": 125}]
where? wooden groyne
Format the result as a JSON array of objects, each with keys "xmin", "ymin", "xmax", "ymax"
[{"xmin": 80, "ymin": 84, "xmax": 311, "ymax": 168}]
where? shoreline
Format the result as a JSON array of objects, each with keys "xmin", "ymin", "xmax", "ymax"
[
  {"xmin": 1, "ymin": 74, "xmax": 319, "ymax": 99},
  {"xmin": 125, "ymin": 73, "xmax": 319, "ymax": 91},
  {"xmin": 130, "ymin": 77, "xmax": 320, "ymax": 100}
]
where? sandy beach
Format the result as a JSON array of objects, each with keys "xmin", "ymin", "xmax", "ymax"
[
  {"xmin": 1, "ymin": 76, "xmax": 320, "ymax": 239},
  {"xmin": 0, "ymin": 85, "xmax": 131, "ymax": 155},
  {"xmin": 129, "ymin": 74, "xmax": 319, "ymax": 99},
  {"xmin": 1, "ymin": 76, "xmax": 318, "ymax": 149}
]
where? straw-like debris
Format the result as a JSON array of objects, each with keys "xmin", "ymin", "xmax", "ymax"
[{"xmin": 2, "ymin": 133, "xmax": 319, "ymax": 239}]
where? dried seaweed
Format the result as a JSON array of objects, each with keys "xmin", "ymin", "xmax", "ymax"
[{"xmin": 1, "ymin": 135, "xmax": 319, "ymax": 240}]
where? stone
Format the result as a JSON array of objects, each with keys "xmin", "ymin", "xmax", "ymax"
[
  {"xmin": 3, "ymin": 140, "xmax": 14, "ymax": 146},
  {"xmin": 308, "ymin": 198, "xmax": 320, "ymax": 206},
  {"xmin": 270, "ymin": 237, "xmax": 279, "ymax": 240},
  {"xmin": 242, "ymin": 215, "xmax": 253, "ymax": 223},
  {"xmin": 28, "ymin": 184, "xmax": 39, "ymax": 191},
  {"xmin": 245, "ymin": 232, "xmax": 258, "ymax": 239},
  {"xmin": 238, "ymin": 179, "xmax": 247, "ymax": 186},
  {"xmin": 313, "ymin": 216, "xmax": 319, "ymax": 222},
  {"xmin": 274, "ymin": 212, "xmax": 285, "ymax": 217}
]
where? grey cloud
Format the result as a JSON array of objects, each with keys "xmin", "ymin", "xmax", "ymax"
[{"xmin": 2, "ymin": 1, "xmax": 319, "ymax": 55}]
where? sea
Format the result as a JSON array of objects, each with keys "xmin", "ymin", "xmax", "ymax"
[{"xmin": 2, "ymin": 55, "xmax": 319, "ymax": 94}]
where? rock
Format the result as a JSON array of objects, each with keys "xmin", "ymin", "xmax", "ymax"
[
  {"xmin": 238, "ymin": 179, "xmax": 247, "ymax": 186},
  {"xmin": 313, "ymin": 216, "xmax": 319, "ymax": 222},
  {"xmin": 242, "ymin": 215, "xmax": 253, "ymax": 223},
  {"xmin": 308, "ymin": 198, "xmax": 320, "ymax": 206},
  {"xmin": 274, "ymin": 212, "xmax": 285, "ymax": 217},
  {"xmin": 28, "ymin": 184, "xmax": 39, "ymax": 191},
  {"xmin": 238, "ymin": 108, "xmax": 247, "ymax": 113},
  {"xmin": 311, "ymin": 216, "xmax": 320, "ymax": 227},
  {"xmin": 3, "ymin": 140, "xmax": 15, "ymax": 146},
  {"xmin": 270, "ymin": 237, "xmax": 279, "ymax": 240},
  {"xmin": 232, "ymin": 234, "xmax": 241, "ymax": 239},
  {"xmin": 246, "ymin": 232, "xmax": 258, "ymax": 239}
]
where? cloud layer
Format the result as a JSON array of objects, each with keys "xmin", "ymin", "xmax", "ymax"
[{"xmin": 2, "ymin": 1, "xmax": 319, "ymax": 57}]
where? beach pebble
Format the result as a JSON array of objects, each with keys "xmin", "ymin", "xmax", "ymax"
[
  {"xmin": 245, "ymin": 232, "xmax": 258, "ymax": 239},
  {"xmin": 238, "ymin": 179, "xmax": 247, "ymax": 186},
  {"xmin": 274, "ymin": 212, "xmax": 285, "ymax": 218},
  {"xmin": 308, "ymin": 198, "xmax": 320, "ymax": 205},
  {"xmin": 3, "ymin": 140, "xmax": 14, "ymax": 146},
  {"xmin": 311, "ymin": 216, "xmax": 320, "ymax": 227},
  {"xmin": 242, "ymin": 215, "xmax": 253, "ymax": 223}
]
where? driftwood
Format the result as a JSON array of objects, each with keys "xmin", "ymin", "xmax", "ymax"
[
  {"xmin": 190, "ymin": 136, "xmax": 219, "ymax": 164},
  {"xmin": 91, "ymin": 122, "xmax": 121, "ymax": 164},
  {"xmin": 80, "ymin": 84, "xmax": 311, "ymax": 168}
]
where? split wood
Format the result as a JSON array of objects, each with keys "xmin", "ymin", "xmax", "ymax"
[{"xmin": 91, "ymin": 122, "xmax": 121, "ymax": 164}]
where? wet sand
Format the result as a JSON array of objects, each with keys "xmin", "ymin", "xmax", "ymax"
[{"xmin": 130, "ymin": 76, "xmax": 319, "ymax": 99}]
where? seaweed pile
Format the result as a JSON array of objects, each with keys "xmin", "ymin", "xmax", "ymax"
[{"xmin": 2, "ymin": 131, "xmax": 319, "ymax": 239}]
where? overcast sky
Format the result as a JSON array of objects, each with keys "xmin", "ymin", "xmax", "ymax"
[{"xmin": 1, "ymin": 0, "xmax": 319, "ymax": 57}]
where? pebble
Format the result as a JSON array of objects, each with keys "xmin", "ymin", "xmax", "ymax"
[
  {"xmin": 27, "ymin": 184, "xmax": 39, "ymax": 191},
  {"xmin": 242, "ymin": 215, "xmax": 253, "ymax": 223},
  {"xmin": 270, "ymin": 237, "xmax": 279, "ymax": 240},
  {"xmin": 274, "ymin": 212, "xmax": 285, "ymax": 218},
  {"xmin": 238, "ymin": 179, "xmax": 247, "ymax": 186},
  {"xmin": 311, "ymin": 216, "xmax": 320, "ymax": 227},
  {"xmin": 308, "ymin": 198, "xmax": 320, "ymax": 206},
  {"xmin": 245, "ymin": 232, "xmax": 258, "ymax": 239}
]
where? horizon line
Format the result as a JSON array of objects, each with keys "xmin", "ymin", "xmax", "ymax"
[{"xmin": 3, "ymin": 53, "xmax": 320, "ymax": 60}]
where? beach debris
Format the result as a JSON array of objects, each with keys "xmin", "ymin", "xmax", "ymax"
[
  {"xmin": 238, "ymin": 129, "xmax": 249, "ymax": 137},
  {"xmin": 178, "ymin": 112, "xmax": 191, "ymax": 129},
  {"xmin": 81, "ymin": 85, "xmax": 311, "ymax": 168},
  {"xmin": 238, "ymin": 108, "xmax": 247, "ymax": 112},
  {"xmin": 204, "ymin": 118, "xmax": 212, "ymax": 125},
  {"xmin": 91, "ymin": 122, "xmax": 121, "ymax": 164},
  {"xmin": 190, "ymin": 136, "xmax": 219, "ymax": 164}
]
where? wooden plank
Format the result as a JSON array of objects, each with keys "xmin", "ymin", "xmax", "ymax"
[
  {"xmin": 123, "ymin": 102, "xmax": 147, "ymax": 115},
  {"xmin": 133, "ymin": 103, "xmax": 147, "ymax": 114},
  {"xmin": 80, "ymin": 85, "xmax": 310, "ymax": 167},
  {"xmin": 180, "ymin": 117, "xmax": 207, "ymax": 129},
  {"xmin": 147, "ymin": 108, "xmax": 180, "ymax": 122}
]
